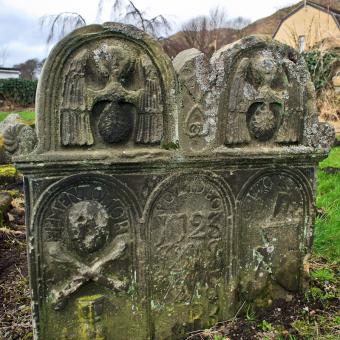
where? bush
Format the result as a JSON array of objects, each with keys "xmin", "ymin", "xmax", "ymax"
[
  {"xmin": 302, "ymin": 48, "xmax": 338, "ymax": 92},
  {"xmin": 0, "ymin": 78, "xmax": 37, "ymax": 106}
]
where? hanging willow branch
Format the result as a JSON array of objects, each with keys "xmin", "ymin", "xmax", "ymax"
[
  {"xmin": 113, "ymin": 0, "xmax": 172, "ymax": 38},
  {"xmin": 40, "ymin": 0, "xmax": 171, "ymax": 45},
  {"xmin": 40, "ymin": 12, "xmax": 86, "ymax": 45}
]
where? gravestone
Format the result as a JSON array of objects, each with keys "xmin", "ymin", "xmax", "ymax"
[{"xmin": 8, "ymin": 24, "xmax": 334, "ymax": 339}]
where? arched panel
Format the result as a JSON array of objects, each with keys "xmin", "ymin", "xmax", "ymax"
[
  {"xmin": 143, "ymin": 171, "xmax": 235, "ymax": 338},
  {"xmin": 237, "ymin": 169, "xmax": 313, "ymax": 298},
  {"xmin": 31, "ymin": 174, "xmax": 145, "ymax": 339}
]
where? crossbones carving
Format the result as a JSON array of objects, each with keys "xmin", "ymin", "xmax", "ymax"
[{"xmin": 48, "ymin": 237, "xmax": 128, "ymax": 310}]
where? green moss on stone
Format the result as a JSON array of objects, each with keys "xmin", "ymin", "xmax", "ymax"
[
  {"xmin": 0, "ymin": 165, "xmax": 17, "ymax": 177},
  {"xmin": 161, "ymin": 140, "xmax": 179, "ymax": 150}
]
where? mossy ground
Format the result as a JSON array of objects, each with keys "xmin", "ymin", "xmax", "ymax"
[
  {"xmin": 0, "ymin": 148, "xmax": 339, "ymax": 339},
  {"xmin": 0, "ymin": 179, "xmax": 29, "ymax": 340}
]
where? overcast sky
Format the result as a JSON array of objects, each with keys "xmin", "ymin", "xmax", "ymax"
[{"xmin": 0, "ymin": 0, "xmax": 296, "ymax": 67}]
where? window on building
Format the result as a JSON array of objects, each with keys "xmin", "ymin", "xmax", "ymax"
[{"xmin": 298, "ymin": 35, "xmax": 305, "ymax": 52}]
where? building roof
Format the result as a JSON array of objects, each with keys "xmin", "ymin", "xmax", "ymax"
[
  {"xmin": 0, "ymin": 67, "xmax": 20, "ymax": 72},
  {"xmin": 273, "ymin": 1, "xmax": 340, "ymax": 38}
]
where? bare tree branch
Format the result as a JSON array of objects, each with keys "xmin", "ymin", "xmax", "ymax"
[
  {"xmin": 112, "ymin": 0, "xmax": 172, "ymax": 38},
  {"xmin": 226, "ymin": 16, "xmax": 251, "ymax": 30},
  {"xmin": 40, "ymin": 12, "xmax": 86, "ymax": 45},
  {"xmin": 40, "ymin": 0, "xmax": 171, "ymax": 46},
  {"xmin": 181, "ymin": 7, "xmax": 229, "ymax": 56}
]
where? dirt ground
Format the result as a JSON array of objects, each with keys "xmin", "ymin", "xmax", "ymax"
[{"xmin": 0, "ymin": 178, "xmax": 32, "ymax": 340}]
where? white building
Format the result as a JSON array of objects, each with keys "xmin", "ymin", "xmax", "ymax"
[{"xmin": 0, "ymin": 67, "xmax": 21, "ymax": 79}]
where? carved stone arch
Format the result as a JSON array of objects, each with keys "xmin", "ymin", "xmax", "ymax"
[
  {"xmin": 236, "ymin": 168, "xmax": 313, "ymax": 296},
  {"xmin": 142, "ymin": 171, "xmax": 235, "ymax": 338},
  {"xmin": 35, "ymin": 23, "xmax": 179, "ymax": 153},
  {"xmin": 143, "ymin": 170, "xmax": 235, "ymax": 227},
  {"xmin": 31, "ymin": 173, "xmax": 143, "ymax": 337},
  {"xmin": 214, "ymin": 36, "xmax": 311, "ymax": 147}
]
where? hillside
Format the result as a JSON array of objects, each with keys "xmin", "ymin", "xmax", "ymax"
[
  {"xmin": 163, "ymin": 28, "xmax": 239, "ymax": 57},
  {"xmin": 164, "ymin": 0, "xmax": 340, "ymax": 57}
]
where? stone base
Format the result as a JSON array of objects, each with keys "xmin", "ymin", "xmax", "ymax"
[{"xmin": 22, "ymin": 158, "xmax": 314, "ymax": 339}]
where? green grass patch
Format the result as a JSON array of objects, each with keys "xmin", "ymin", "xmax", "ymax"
[
  {"xmin": 314, "ymin": 147, "xmax": 340, "ymax": 263},
  {"xmin": 0, "ymin": 111, "xmax": 35, "ymax": 124},
  {"xmin": 0, "ymin": 111, "xmax": 8, "ymax": 121},
  {"xmin": 310, "ymin": 268, "xmax": 336, "ymax": 284},
  {"xmin": 319, "ymin": 146, "xmax": 340, "ymax": 169}
]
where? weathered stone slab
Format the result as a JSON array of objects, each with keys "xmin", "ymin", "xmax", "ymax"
[
  {"xmin": 173, "ymin": 35, "xmax": 335, "ymax": 151},
  {"xmin": 10, "ymin": 24, "xmax": 334, "ymax": 339}
]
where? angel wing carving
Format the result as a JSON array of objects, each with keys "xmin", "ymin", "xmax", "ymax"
[
  {"xmin": 60, "ymin": 56, "xmax": 94, "ymax": 146},
  {"xmin": 275, "ymin": 59, "xmax": 303, "ymax": 144},
  {"xmin": 135, "ymin": 59, "xmax": 164, "ymax": 144},
  {"xmin": 224, "ymin": 57, "xmax": 252, "ymax": 145}
]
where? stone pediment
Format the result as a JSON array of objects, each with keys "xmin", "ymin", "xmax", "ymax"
[{"xmin": 7, "ymin": 26, "xmax": 334, "ymax": 163}]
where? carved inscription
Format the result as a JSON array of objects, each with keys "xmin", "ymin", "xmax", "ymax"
[
  {"xmin": 44, "ymin": 181, "xmax": 129, "ymax": 246},
  {"xmin": 148, "ymin": 174, "xmax": 231, "ymax": 308},
  {"xmin": 38, "ymin": 175, "xmax": 137, "ymax": 310},
  {"xmin": 240, "ymin": 172, "xmax": 306, "ymax": 292}
]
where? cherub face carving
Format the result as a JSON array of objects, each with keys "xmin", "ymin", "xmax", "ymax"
[
  {"xmin": 250, "ymin": 53, "xmax": 278, "ymax": 87},
  {"xmin": 67, "ymin": 200, "xmax": 109, "ymax": 254},
  {"xmin": 85, "ymin": 45, "xmax": 133, "ymax": 91},
  {"xmin": 60, "ymin": 38, "xmax": 164, "ymax": 146}
]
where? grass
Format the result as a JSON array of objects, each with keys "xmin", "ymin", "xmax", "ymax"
[
  {"xmin": 286, "ymin": 147, "xmax": 340, "ymax": 339},
  {"xmin": 318, "ymin": 146, "xmax": 340, "ymax": 169},
  {"xmin": 314, "ymin": 146, "xmax": 340, "ymax": 263},
  {"xmin": 0, "ymin": 111, "xmax": 35, "ymax": 125}
]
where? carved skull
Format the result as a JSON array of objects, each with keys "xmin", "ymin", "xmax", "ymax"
[{"xmin": 67, "ymin": 200, "xmax": 109, "ymax": 254}]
